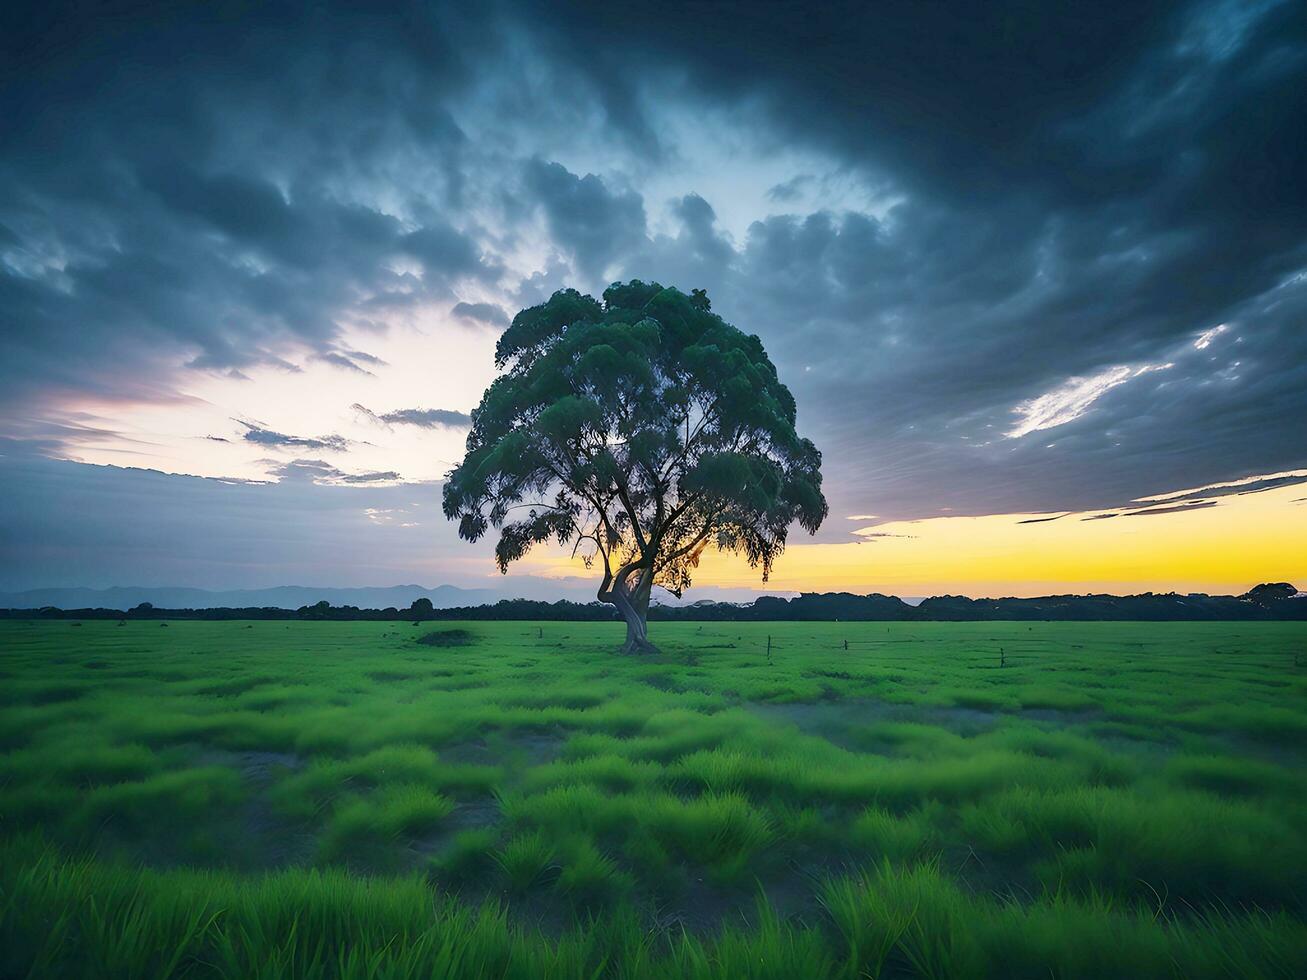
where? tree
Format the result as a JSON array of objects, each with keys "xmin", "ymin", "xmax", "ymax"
[
  {"xmin": 409, "ymin": 597, "xmax": 434, "ymax": 620},
  {"xmin": 443, "ymin": 281, "xmax": 827, "ymax": 652}
]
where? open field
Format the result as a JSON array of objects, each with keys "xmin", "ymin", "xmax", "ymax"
[{"xmin": 2, "ymin": 619, "xmax": 1305, "ymax": 978}]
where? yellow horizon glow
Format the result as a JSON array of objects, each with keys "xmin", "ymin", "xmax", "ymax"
[{"xmin": 516, "ymin": 482, "xmax": 1307, "ymax": 598}]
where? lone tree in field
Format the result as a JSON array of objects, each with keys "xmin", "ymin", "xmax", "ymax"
[{"xmin": 443, "ymin": 281, "xmax": 827, "ymax": 652}]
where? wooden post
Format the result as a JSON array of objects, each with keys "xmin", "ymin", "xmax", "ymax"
[
  {"xmin": 766, "ymin": 634, "xmax": 772, "ymax": 665},
  {"xmin": 538, "ymin": 626, "xmax": 543, "ymax": 639},
  {"xmin": 1000, "ymin": 647, "xmax": 1006, "ymax": 668},
  {"xmin": 843, "ymin": 638, "xmax": 848, "ymax": 651}
]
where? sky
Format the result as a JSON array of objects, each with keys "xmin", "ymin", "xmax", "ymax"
[{"xmin": 1, "ymin": 0, "xmax": 1305, "ymax": 599}]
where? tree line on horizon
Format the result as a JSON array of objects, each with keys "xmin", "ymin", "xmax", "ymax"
[{"xmin": 4, "ymin": 583, "xmax": 1303, "ymax": 622}]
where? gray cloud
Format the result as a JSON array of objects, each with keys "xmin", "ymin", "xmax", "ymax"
[
  {"xmin": 352, "ymin": 404, "xmax": 472, "ymax": 429},
  {"xmin": 0, "ymin": 2, "xmax": 504, "ymax": 417},
  {"xmin": 766, "ymin": 175, "xmax": 814, "ymax": 203},
  {"xmin": 401, "ymin": 223, "xmax": 499, "ymax": 281},
  {"xmin": 312, "ymin": 350, "xmax": 382, "ymax": 375},
  {"xmin": 238, "ymin": 422, "xmax": 349, "ymax": 452},
  {"xmin": 496, "ymin": 0, "xmax": 1307, "ymax": 530},
  {"xmin": 269, "ymin": 458, "xmax": 401, "ymax": 485},
  {"xmin": 522, "ymin": 157, "xmax": 647, "ymax": 284},
  {"xmin": 1, "ymin": 0, "xmax": 1304, "ymax": 579},
  {"xmin": 503, "ymin": 151, "xmax": 1306, "ymax": 533},
  {"xmin": 451, "ymin": 301, "xmax": 510, "ymax": 327}
]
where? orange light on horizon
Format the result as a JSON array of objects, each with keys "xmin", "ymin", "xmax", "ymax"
[{"xmin": 515, "ymin": 482, "xmax": 1307, "ymax": 598}]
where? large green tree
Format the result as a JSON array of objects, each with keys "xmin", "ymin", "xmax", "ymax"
[{"xmin": 443, "ymin": 281, "xmax": 827, "ymax": 652}]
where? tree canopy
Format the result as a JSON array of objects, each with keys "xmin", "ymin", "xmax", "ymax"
[{"xmin": 442, "ymin": 281, "xmax": 827, "ymax": 651}]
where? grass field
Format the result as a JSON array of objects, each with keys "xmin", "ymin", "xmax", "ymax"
[{"xmin": 2, "ymin": 619, "xmax": 1305, "ymax": 978}]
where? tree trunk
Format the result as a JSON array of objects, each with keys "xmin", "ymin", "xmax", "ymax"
[
  {"xmin": 607, "ymin": 568, "xmax": 658, "ymax": 654},
  {"xmin": 619, "ymin": 602, "xmax": 655, "ymax": 654}
]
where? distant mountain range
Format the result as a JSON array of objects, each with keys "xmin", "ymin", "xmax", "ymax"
[{"xmin": 2, "ymin": 583, "xmax": 1304, "ymax": 621}]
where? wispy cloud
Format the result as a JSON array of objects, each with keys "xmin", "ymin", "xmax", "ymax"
[
  {"xmin": 766, "ymin": 174, "xmax": 814, "ymax": 203},
  {"xmin": 1124, "ymin": 500, "xmax": 1219, "ymax": 517},
  {"xmin": 312, "ymin": 348, "xmax": 387, "ymax": 375},
  {"xmin": 1193, "ymin": 324, "xmax": 1228, "ymax": 350},
  {"xmin": 363, "ymin": 505, "xmax": 421, "ymax": 526},
  {"xmin": 1133, "ymin": 469, "xmax": 1307, "ymax": 504},
  {"xmin": 1006, "ymin": 363, "xmax": 1172, "ymax": 439}
]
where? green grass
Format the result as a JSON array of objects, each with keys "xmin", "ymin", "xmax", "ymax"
[
  {"xmin": 317, "ymin": 784, "xmax": 455, "ymax": 867},
  {"xmin": 1, "ymin": 619, "xmax": 1305, "ymax": 977}
]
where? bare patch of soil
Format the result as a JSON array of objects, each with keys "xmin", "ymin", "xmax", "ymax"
[{"xmin": 200, "ymin": 748, "xmax": 313, "ymax": 868}]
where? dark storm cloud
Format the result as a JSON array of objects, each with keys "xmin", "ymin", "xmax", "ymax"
[
  {"xmin": 527, "ymin": 2, "xmax": 1304, "ymax": 215},
  {"xmin": 493, "ymin": 138, "xmax": 1307, "ymax": 532},
  {"xmin": 1, "ymin": 0, "xmax": 1305, "ymax": 555},
  {"xmin": 505, "ymin": 154, "xmax": 1306, "ymax": 529},
  {"xmin": 691, "ymin": 197, "xmax": 1307, "ymax": 530},
  {"xmin": 401, "ymin": 223, "xmax": 500, "ymax": 280},
  {"xmin": 612, "ymin": 190, "xmax": 736, "ymax": 299},
  {"xmin": 500, "ymin": 0, "xmax": 1307, "ymax": 530},
  {"xmin": 0, "ymin": 1, "xmax": 503, "ymax": 416},
  {"xmin": 522, "ymin": 157, "xmax": 648, "ymax": 283},
  {"xmin": 352, "ymin": 404, "xmax": 472, "ymax": 430}
]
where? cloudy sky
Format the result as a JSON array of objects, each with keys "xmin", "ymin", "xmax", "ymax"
[{"xmin": 2, "ymin": 0, "xmax": 1305, "ymax": 597}]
